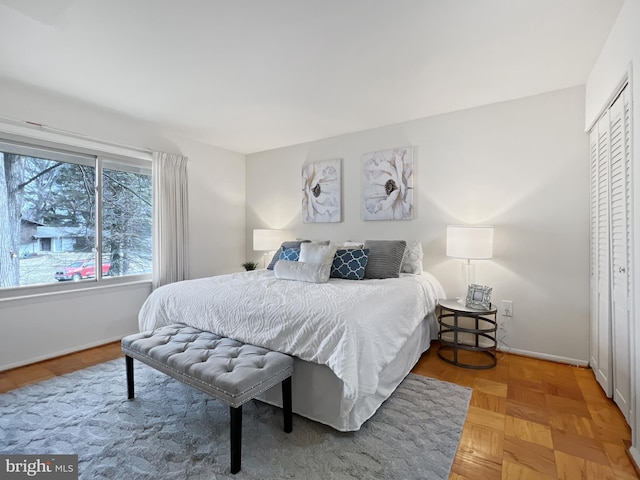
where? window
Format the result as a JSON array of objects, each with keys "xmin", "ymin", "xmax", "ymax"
[
  {"xmin": 101, "ymin": 160, "xmax": 152, "ymax": 277},
  {"xmin": 0, "ymin": 138, "xmax": 152, "ymax": 291}
]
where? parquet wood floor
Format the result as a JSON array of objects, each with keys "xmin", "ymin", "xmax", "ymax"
[
  {"xmin": 413, "ymin": 343, "xmax": 639, "ymax": 480},
  {"xmin": 1, "ymin": 340, "xmax": 638, "ymax": 479}
]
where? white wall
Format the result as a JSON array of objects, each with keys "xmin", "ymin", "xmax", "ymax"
[
  {"xmin": 0, "ymin": 78, "xmax": 246, "ymax": 370},
  {"xmin": 586, "ymin": 0, "xmax": 640, "ymax": 462},
  {"xmin": 246, "ymin": 86, "xmax": 590, "ymax": 364}
]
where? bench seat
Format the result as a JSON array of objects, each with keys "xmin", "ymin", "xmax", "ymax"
[{"xmin": 122, "ymin": 323, "xmax": 293, "ymax": 474}]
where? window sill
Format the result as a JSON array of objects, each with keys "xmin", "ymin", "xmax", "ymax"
[{"xmin": 0, "ymin": 275, "xmax": 152, "ymax": 305}]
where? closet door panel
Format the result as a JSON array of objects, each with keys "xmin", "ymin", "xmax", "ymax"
[
  {"xmin": 609, "ymin": 90, "xmax": 632, "ymax": 422},
  {"xmin": 590, "ymin": 117, "xmax": 612, "ymax": 396},
  {"xmin": 589, "ymin": 129, "xmax": 599, "ymax": 377}
]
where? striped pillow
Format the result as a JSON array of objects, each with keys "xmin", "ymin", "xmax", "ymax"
[{"xmin": 363, "ymin": 240, "xmax": 407, "ymax": 279}]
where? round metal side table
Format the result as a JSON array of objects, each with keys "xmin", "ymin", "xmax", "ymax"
[{"xmin": 437, "ymin": 298, "xmax": 498, "ymax": 369}]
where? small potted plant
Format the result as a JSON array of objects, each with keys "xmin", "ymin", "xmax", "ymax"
[{"xmin": 242, "ymin": 261, "xmax": 259, "ymax": 271}]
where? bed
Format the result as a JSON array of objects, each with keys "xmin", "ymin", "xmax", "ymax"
[{"xmin": 138, "ymin": 266, "xmax": 445, "ymax": 432}]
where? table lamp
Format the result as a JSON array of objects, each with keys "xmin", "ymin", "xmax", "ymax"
[
  {"xmin": 253, "ymin": 229, "xmax": 282, "ymax": 267},
  {"xmin": 446, "ymin": 225, "xmax": 494, "ymax": 289}
]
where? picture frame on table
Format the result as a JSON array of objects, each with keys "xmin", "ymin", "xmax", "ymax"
[{"xmin": 466, "ymin": 284, "xmax": 492, "ymax": 310}]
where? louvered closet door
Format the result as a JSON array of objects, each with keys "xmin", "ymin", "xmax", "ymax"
[
  {"xmin": 589, "ymin": 83, "xmax": 633, "ymax": 424},
  {"xmin": 590, "ymin": 113, "xmax": 612, "ymax": 396},
  {"xmin": 609, "ymin": 87, "xmax": 632, "ymax": 423}
]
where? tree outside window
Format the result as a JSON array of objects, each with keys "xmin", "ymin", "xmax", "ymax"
[{"xmin": 0, "ymin": 141, "xmax": 151, "ymax": 289}]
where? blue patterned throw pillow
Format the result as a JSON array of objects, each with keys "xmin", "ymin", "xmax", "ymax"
[
  {"xmin": 330, "ymin": 248, "xmax": 369, "ymax": 280},
  {"xmin": 279, "ymin": 247, "xmax": 300, "ymax": 262}
]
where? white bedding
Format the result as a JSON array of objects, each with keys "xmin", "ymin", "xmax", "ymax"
[{"xmin": 138, "ymin": 269, "xmax": 445, "ymax": 423}]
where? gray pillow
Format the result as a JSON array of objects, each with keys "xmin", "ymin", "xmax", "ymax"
[
  {"xmin": 363, "ymin": 240, "xmax": 407, "ymax": 279},
  {"xmin": 267, "ymin": 240, "xmax": 311, "ymax": 270},
  {"xmin": 274, "ymin": 260, "xmax": 331, "ymax": 283}
]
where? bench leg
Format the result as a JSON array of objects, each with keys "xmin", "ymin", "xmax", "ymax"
[
  {"xmin": 230, "ymin": 405, "xmax": 242, "ymax": 474},
  {"xmin": 282, "ymin": 376, "xmax": 292, "ymax": 433},
  {"xmin": 125, "ymin": 355, "xmax": 134, "ymax": 399}
]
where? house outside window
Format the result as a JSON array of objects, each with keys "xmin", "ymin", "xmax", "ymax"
[{"xmin": 0, "ymin": 138, "xmax": 152, "ymax": 291}]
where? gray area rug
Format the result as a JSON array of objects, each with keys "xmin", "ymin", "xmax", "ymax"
[{"xmin": 0, "ymin": 360, "xmax": 471, "ymax": 479}]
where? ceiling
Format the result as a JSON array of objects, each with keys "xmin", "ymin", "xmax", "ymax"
[{"xmin": 0, "ymin": 0, "xmax": 624, "ymax": 154}]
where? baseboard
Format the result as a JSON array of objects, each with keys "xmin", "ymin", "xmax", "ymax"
[
  {"xmin": 497, "ymin": 345, "xmax": 589, "ymax": 367},
  {"xmin": 448, "ymin": 337, "xmax": 590, "ymax": 367},
  {"xmin": 627, "ymin": 444, "xmax": 640, "ymax": 477},
  {"xmin": 0, "ymin": 334, "xmax": 129, "ymax": 372}
]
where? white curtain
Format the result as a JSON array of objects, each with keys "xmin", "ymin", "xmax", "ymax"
[{"xmin": 152, "ymin": 151, "xmax": 190, "ymax": 289}]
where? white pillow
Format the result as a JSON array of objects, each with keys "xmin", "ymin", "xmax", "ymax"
[
  {"xmin": 299, "ymin": 242, "xmax": 338, "ymax": 265},
  {"xmin": 401, "ymin": 240, "xmax": 423, "ymax": 274},
  {"xmin": 342, "ymin": 241, "xmax": 364, "ymax": 249},
  {"xmin": 274, "ymin": 260, "xmax": 331, "ymax": 283}
]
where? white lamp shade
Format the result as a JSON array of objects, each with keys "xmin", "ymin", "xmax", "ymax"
[
  {"xmin": 253, "ymin": 229, "xmax": 282, "ymax": 251},
  {"xmin": 446, "ymin": 225, "xmax": 494, "ymax": 259}
]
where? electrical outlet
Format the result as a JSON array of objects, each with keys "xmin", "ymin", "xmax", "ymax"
[{"xmin": 501, "ymin": 300, "xmax": 513, "ymax": 317}]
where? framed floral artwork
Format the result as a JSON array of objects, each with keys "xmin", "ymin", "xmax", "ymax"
[
  {"xmin": 362, "ymin": 146, "xmax": 413, "ymax": 220},
  {"xmin": 302, "ymin": 158, "xmax": 342, "ymax": 223}
]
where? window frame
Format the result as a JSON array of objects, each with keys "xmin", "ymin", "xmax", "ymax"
[
  {"xmin": 0, "ymin": 121, "xmax": 153, "ymax": 301},
  {"xmin": 98, "ymin": 155, "xmax": 153, "ymax": 282}
]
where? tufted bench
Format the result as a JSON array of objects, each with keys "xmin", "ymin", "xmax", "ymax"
[{"xmin": 121, "ymin": 323, "xmax": 294, "ymax": 474}]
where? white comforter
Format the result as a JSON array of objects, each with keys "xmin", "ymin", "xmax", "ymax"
[{"xmin": 138, "ymin": 270, "xmax": 445, "ymax": 417}]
